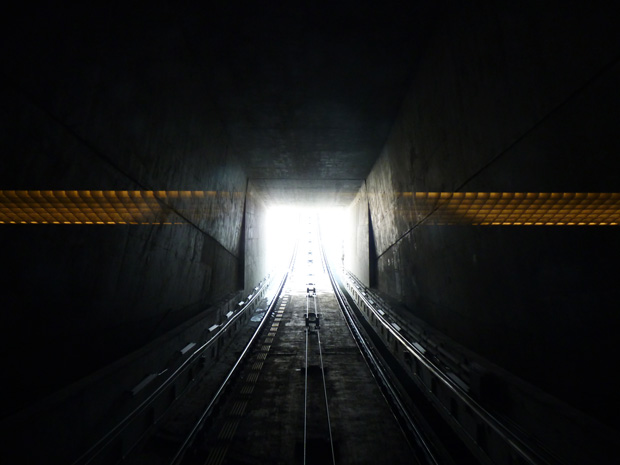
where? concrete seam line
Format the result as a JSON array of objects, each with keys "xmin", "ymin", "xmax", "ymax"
[
  {"xmin": 375, "ymin": 50, "xmax": 620, "ymax": 261},
  {"xmin": 4, "ymin": 78, "xmax": 240, "ymax": 260}
]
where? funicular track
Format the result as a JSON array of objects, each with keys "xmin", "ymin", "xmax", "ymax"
[
  {"xmin": 303, "ymin": 284, "xmax": 336, "ymax": 465},
  {"xmin": 68, "ymin": 212, "xmax": 593, "ymax": 465},
  {"xmin": 165, "ymin": 247, "xmax": 298, "ymax": 465},
  {"xmin": 125, "ymin": 213, "xmax": 434, "ymax": 465},
  {"xmin": 317, "ymin": 229, "xmax": 442, "ymax": 465}
]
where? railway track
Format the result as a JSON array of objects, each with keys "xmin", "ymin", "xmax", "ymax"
[
  {"xmin": 165, "ymin": 248, "xmax": 297, "ymax": 465},
  {"xmin": 146, "ymin": 213, "xmax": 425, "ymax": 465},
  {"xmin": 302, "ymin": 231, "xmax": 335, "ymax": 465},
  {"xmin": 67, "ymin": 212, "xmax": 601, "ymax": 465}
]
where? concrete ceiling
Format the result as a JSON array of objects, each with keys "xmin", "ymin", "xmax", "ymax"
[
  {"xmin": 178, "ymin": 1, "xmax": 429, "ymax": 206},
  {"xmin": 4, "ymin": 1, "xmax": 431, "ymax": 207}
]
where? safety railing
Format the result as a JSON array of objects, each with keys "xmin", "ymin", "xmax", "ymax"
[
  {"xmin": 342, "ymin": 271, "xmax": 561, "ymax": 465},
  {"xmin": 169, "ymin": 249, "xmax": 295, "ymax": 465},
  {"xmin": 71, "ymin": 276, "xmax": 273, "ymax": 465}
]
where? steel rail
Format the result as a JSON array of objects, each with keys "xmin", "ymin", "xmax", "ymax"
[
  {"xmin": 304, "ymin": 313, "xmax": 309, "ymax": 465},
  {"xmin": 71, "ymin": 277, "xmax": 272, "ymax": 465},
  {"xmin": 316, "ymin": 324, "xmax": 336, "ymax": 465},
  {"xmin": 169, "ymin": 245, "xmax": 297, "ymax": 465},
  {"xmin": 317, "ymin": 230, "xmax": 439, "ymax": 465},
  {"xmin": 344, "ymin": 277, "xmax": 560, "ymax": 465},
  {"xmin": 303, "ymin": 290, "xmax": 337, "ymax": 465},
  {"xmin": 304, "ymin": 217, "xmax": 336, "ymax": 465}
]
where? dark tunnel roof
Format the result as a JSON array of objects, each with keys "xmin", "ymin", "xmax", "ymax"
[
  {"xmin": 3, "ymin": 1, "xmax": 430, "ymax": 206},
  {"xmin": 179, "ymin": 1, "xmax": 430, "ymax": 205}
]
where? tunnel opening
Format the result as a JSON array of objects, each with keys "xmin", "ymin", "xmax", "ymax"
[{"xmin": 265, "ymin": 205, "xmax": 346, "ymax": 277}]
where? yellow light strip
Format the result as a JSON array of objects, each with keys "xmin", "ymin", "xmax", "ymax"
[
  {"xmin": 405, "ymin": 192, "xmax": 620, "ymax": 225},
  {"xmin": 1, "ymin": 191, "xmax": 619, "ymax": 225},
  {"xmin": 0, "ymin": 190, "xmax": 210, "ymax": 225}
]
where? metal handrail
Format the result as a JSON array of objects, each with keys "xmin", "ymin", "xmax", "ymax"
[
  {"xmin": 72, "ymin": 277, "xmax": 272, "ymax": 465},
  {"xmin": 169, "ymin": 243, "xmax": 297, "ymax": 465},
  {"xmin": 342, "ymin": 274, "xmax": 560, "ymax": 465},
  {"xmin": 317, "ymin": 231, "xmax": 439, "ymax": 465},
  {"xmin": 345, "ymin": 271, "xmax": 470, "ymax": 382}
]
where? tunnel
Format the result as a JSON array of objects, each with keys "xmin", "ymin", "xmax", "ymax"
[{"xmin": 1, "ymin": 1, "xmax": 619, "ymax": 463}]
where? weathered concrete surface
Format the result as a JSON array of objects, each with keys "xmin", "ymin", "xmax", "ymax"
[
  {"xmin": 250, "ymin": 179, "xmax": 364, "ymax": 207},
  {"xmin": 344, "ymin": 183, "xmax": 371, "ymax": 286},
  {"xmin": 2, "ymin": 1, "xmax": 620, "ymax": 462},
  {"xmin": 244, "ymin": 181, "xmax": 270, "ymax": 295},
  {"xmin": 0, "ymin": 5, "xmax": 248, "ymax": 414},
  {"xmin": 362, "ymin": 0, "xmax": 620, "ymax": 426},
  {"xmin": 173, "ymin": 1, "xmax": 429, "ymax": 185},
  {"xmin": 0, "ymin": 0, "xmax": 434, "ymax": 418}
]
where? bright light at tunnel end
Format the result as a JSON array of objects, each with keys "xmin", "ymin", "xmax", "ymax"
[{"xmin": 265, "ymin": 206, "xmax": 346, "ymax": 276}]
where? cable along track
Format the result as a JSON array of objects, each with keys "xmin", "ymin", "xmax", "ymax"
[
  {"xmin": 161, "ymin": 214, "xmax": 424, "ymax": 465},
  {"xmin": 303, "ymin": 281, "xmax": 335, "ymax": 464}
]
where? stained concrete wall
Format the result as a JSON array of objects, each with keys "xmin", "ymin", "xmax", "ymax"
[
  {"xmin": 1, "ymin": 5, "xmax": 249, "ymax": 415},
  {"xmin": 363, "ymin": 0, "xmax": 620, "ymax": 426},
  {"xmin": 244, "ymin": 181, "xmax": 270, "ymax": 296},
  {"xmin": 345, "ymin": 183, "xmax": 370, "ymax": 286}
]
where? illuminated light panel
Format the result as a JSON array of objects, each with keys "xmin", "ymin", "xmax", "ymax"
[
  {"xmin": 1, "ymin": 190, "xmax": 619, "ymax": 225},
  {"xmin": 399, "ymin": 192, "xmax": 620, "ymax": 225},
  {"xmin": 0, "ymin": 190, "xmax": 235, "ymax": 225}
]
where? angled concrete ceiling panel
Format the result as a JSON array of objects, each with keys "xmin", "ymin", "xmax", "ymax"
[
  {"xmin": 176, "ymin": 0, "xmax": 432, "ymax": 205},
  {"xmin": 4, "ymin": 1, "xmax": 432, "ymax": 207}
]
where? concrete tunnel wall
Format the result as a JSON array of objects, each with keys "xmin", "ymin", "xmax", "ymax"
[
  {"xmin": 0, "ymin": 5, "xmax": 269, "ymax": 416},
  {"xmin": 345, "ymin": 183, "xmax": 371, "ymax": 287},
  {"xmin": 2, "ymin": 0, "xmax": 619, "ymax": 456},
  {"xmin": 346, "ymin": 0, "xmax": 620, "ymax": 427}
]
